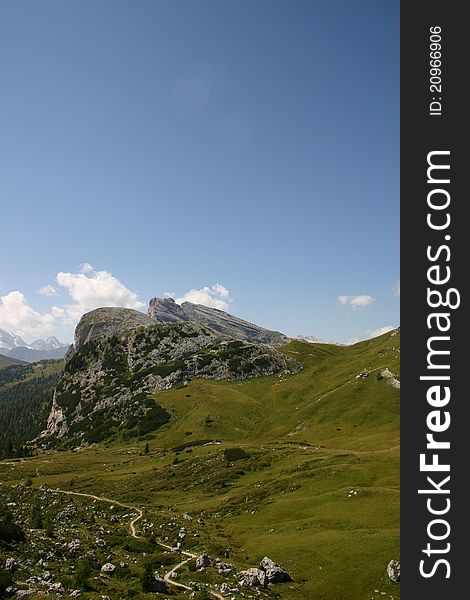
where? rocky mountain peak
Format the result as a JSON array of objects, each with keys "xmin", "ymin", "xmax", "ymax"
[
  {"xmin": 71, "ymin": 307, "xmax": 155, "ymax": 355},
  {"xmin": 148, "ymin": 297, "xmax": 290, "ymax": 346}
]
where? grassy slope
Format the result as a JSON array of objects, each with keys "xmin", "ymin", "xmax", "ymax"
[
  {"xmin": 0, "ymin": 353, "xmax": 27, "ymax": 369},
  {"xmin": 0, "ymin": 331, "xmax": 400, "ymax": 600}
]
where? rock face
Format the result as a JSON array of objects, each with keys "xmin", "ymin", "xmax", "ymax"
[
  {"xmin": 71, "ymin": 307, "xmax": 155, "ymax": 355},
  {"xmin": 41, "ymin": 307, "xmax": 301, "ymax": 445},
  {"xmin": 387, "ymin": 560, "xmax": 400, "ymax": 582},
  {"xmin": 148, "ymin": 297, "xmax": 290, "ymax": 346},
  {"xmin": 260, "ymin": 556, "xmax": 292, "ymax": 583}
]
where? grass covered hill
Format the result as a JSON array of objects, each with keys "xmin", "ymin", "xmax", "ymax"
[
  {"xmin": 0, "ymin": 329, "xmax": 400, "ymax": 600},
  {"xmin": 0, "ymin": 353, "xmax": 27, "ymax": 369}
]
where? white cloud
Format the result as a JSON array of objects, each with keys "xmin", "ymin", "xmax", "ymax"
[
  {"xmin": 169, "ymin": 284, "xmax": 232, "ymax": 311},
  {"xmin": 38, "ymin": 284, "xmax": 58, "ymax": 297},
  {"xmin": 79, "ymin": 263, "xmax": 94, "ymax": 274},
  {"xmin": 53, "ymin": 265, "xmax": 145, "ymax": 325},
  {"xmin": 0, "ymin": 291, "xmax": 55, "ymax": 338},
  {"xmin": 338, "ymin": 294, "xmax": 375, "ymax": 309},
  {"xmin": 393, "ymin": 281, "xmax": 400, "ymax": 297},
  {"xmin": 367, "ymin": 325, "xmax": 396, "ymax": 338}
]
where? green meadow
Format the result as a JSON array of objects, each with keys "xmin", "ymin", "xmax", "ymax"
[{"xmin": 0, "ymin": 331, "xmax": 400, "ymax": 600}]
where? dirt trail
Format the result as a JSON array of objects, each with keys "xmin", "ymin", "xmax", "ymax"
[{"xmin": 47, "ymin": 487, "xmax": 225, "ymax": 599}]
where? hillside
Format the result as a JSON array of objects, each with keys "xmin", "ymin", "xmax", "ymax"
[
  {"xmin": 0, "ymin": 329, "xmax": 400, "ymax": 600},
  {"xmin": 0, "ymin": 353, "xmax": 26, "ymax": 369},
  {"xmin": 41, "ymin": 308, "xmax": 301, "ymax": 446}
]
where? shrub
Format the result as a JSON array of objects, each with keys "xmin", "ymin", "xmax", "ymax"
[
  {"xmin": 223, "ymin": 447, "xmax": 250, "ymax": 462},
  {"xmin": 0, "ymin": 568, "xmax": 12, "ymax": 593},
  {"xmin": 0, "ymin": 504, "xmax": 24, "ymax": 546}
]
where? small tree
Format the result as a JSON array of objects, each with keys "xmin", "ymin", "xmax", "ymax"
[
  {"xmin": 31, "ymin": 500, "xmax": 43, "ymax": 529},
  {"xmin": 144, "ymin": 442, "xmax": 150, "ymax": 454},
  {"xmin": 141, "ymin": 562, "xmax": 154, "ymax": 592},
  {"xmin": 73, "ymin": 557, "xmax": 92, "ymax": 588},
  {"xmin": 0, "ymin": 569, "xmax": 12, "ymax": 595}
]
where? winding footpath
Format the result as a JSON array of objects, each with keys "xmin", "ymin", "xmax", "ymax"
[{"xmin": 47, "ymin": 487, "xmax": 225, "ymax": 599}]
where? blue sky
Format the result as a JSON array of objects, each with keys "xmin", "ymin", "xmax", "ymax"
[{"xmin": 0, "ymin": 0, "xmax": 399, "ymax": 344}]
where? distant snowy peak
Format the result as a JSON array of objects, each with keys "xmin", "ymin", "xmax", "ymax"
[
  {"xmin": 0, "ymin": 329, "xmax": 69, "ymax": 362},
  {"xmin": 29, "ymin": 336, "xmax": 68, "ymax": 351},
  {"xmin": 0, "ymin": 329, "xmax": 28, "ymax": 351}
]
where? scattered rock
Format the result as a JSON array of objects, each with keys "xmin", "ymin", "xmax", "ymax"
[
  {"xmin": 260, "ymin": 556, "xmax": 293, "ymax": 583},
  {"xmin": 381, "ymin": 369, "xmax": 401, "ymax": 389},
  {"xmin": 197, "ymin": 518, "xmax": 206, "ymax": 525},
  {"xmin": 100, "ymin": 563, "xmax": 116, "ymax": 575},
  {"xmin": 387, "ymin": 560, "xmax": 400, "ymax": 582},
  {"xmin": 183, "ymin": 512, "xmax": 193, "ymax": 521},
  {"xmin": 217, "ymin": 561, "xmax": 235, "ymax": 575},
  {"xmin": 196, "ymin": 554, "xmax": 211, "ymax": 569},
  {"xmin": 239, "ymin": 568, "xmax": 266, "ymax": 587},
  {"xmin": 4, "ymin": 557, "xmax": 18, "ymax": 571},
  {"xmin": 16, "ymin": 591, "xmax": 36, "ymax": 598}
]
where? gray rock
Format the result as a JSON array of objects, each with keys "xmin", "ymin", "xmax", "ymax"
[
  {"xmin": 183, "ymin": 512, "xmax": 193, "ymax": 521},
  {"xmin": 196, "ymin": 554, "xmax": 211, "ymax": 569},
  {"xmin": 100, "ymin": 563, "xmax": 116, "ymax": 574},
  {"xmin": 148, "ymin": 297, "xmax": 290, "ymax": 346},
  {"xmin": 260, "ymin": 556, "xmax": 293, "ymax": 583},
  {"xmin": 197, "ymin": 518, "xmax": 206, "ymax": 525},
  {"xmin": 4, "ymin": 557, "xmax": 18, "ymax": 571},
  {"xmin": 217, "ymin": 561, "xmax": 235, "ymax": 575},
  {"xmin": 387, "ymin": 560, "xmax": 400, "ymax": 582},
  {"xmin": 71, "ymin": 307, "xmax": 155, "ymax": 354},
  {"xmin": 239, "ymin": 568, "xmax": 266, "ymax": 587}
]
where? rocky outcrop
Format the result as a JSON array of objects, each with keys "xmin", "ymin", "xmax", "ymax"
[
  {"xmin": 71, "ymin": 307, "xmax": 155, "ymax": 356},
  {"xmin": 239, "ymin": 567, "xmax": 266, "ymax": 587},
  {"xmin": 148, "ymin": 297, "xmax": 290, "ymax": 346},
  {"xmin": 260, "ymin": 556, "xmax": 292, "ymax": 583},
  {"xmin": 381, "ymin": 368, "xmax": 401, "ymax": 389},
  {"xmin": 196, "ymin": 554, "xmax": 211, "ymax": 569},
  {"xmin": 40, "ymin": 308, "xmax": 301, "ymax": 445},
  {"xmin": 100, "ymin": 563, "xmax": 116, "ymax": 574},
  {"xmin": 387, "ymin": 560, "xmax": 400, "ymax": 582}
]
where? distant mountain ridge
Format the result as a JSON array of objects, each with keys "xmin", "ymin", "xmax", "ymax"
[
  {"xmin": 0, "ymin": 328, "xmax": 69, "ymax": 363},
  {"xmin": 148, "ymin": 297, "xmax": 290, "ymax": 346}
]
